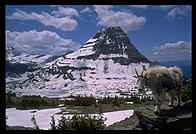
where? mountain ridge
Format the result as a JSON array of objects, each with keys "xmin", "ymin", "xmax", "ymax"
[
  {"xmin": 68, "ymin": 26, "xmax": 151, "ymax": 65},
  {"xmin": 6, "ymin": 26, "xmax": 152, "ymax": 98}
]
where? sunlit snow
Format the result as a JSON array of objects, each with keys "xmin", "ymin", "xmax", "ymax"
[{"xmin": 6, "ymin": 108, "xmax": 134, "ymax": 130}]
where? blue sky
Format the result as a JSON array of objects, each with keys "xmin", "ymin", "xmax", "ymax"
[{"xmin": 6, "ymin": 5, "xmax": 192, "ymax": 62}]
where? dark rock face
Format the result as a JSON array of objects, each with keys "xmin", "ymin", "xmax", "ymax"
[
  {"xmin": 80, "ymin": 26, "xmax": 151, "ymax": 65},
  {"xmin": 105, "ymin": 100, "xmax": 192, "ymax": 130},
  {"xmin": 134, "ymin": 100, "xmax": 192, "ymax": 130},
  {"xmin": 6, "ymin": 61, "xmax": 39, "ymax": 75}
]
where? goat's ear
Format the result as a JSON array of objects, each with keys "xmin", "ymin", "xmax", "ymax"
[
  {"xmin": 144, "ymin": 73, "xmax": 148, "ymax": 78},
  {"xmin": 135, "ymin": 69, "xmax": 139, "ymax": 77},
  {"xmin": 141, "ymin": 70, "xmax": 144, "ymax": 77},
  {"xmin": 133, "ymin": 76, "xmax": 137, "ymax": 78}
]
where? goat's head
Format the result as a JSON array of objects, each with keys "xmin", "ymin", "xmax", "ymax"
[{"xmin": 133, "ymin": 69, "xmax": 148, "ymax": 92}]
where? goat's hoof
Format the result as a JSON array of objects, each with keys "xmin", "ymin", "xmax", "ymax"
[
  {"xmin": 177, "ymin": 103, "xmax": 182, "ymax": 107},
  {"xmin": 154, "ymin": 108, "xmax": 160, "ymax": 113},
  {"xmin": 168, "ymin": 103, "xmax": 173, "ymax": 107},
  {"xmin": 154, "ymin": 110, "xmax": 160, "ymax": 115}
]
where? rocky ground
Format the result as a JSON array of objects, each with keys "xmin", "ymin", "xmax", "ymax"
[{"xmin": 105, "ymin": 100, "xmax": 192, "ymax": 130}]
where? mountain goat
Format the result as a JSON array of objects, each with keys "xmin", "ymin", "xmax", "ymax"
[{"xmin": 133, "ymin": 66, "xmax": 183, "ymax": 113}]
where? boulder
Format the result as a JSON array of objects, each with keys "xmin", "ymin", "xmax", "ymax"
[
  {"xmin": 105, "ymin": 100, "xmax": 192, "ymax": 130},
  {"xmin": 134, "ymin": 100, "xmax": 192, "ymax": 130}
]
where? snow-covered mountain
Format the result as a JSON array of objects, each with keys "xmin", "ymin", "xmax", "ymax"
[
  {"xmin": 6, "ymin": 45, "xmax": 54, "ymax": 80},
  {"xmin": 6, "ymin": 26, "xmax": 153, "ymax": 98},
  {"xmin": 6, "ymin": 46, "xmax": 52, "ymax": 65},
  {"xmin": 62, "ymin": 26, "xmax": 150, "ymax": 64}
]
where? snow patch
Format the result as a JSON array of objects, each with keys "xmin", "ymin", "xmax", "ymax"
[
  {"xmin": 86, "ymin": 38, "xmax": 97, "ymax": 43},
  {"xmin": 7, "ymin": 53, "xmax": 52, "ymax": 64},
  {"xmin": 99, "ymin": 54, "xmax": 128, "ymax": 59},
  {"xmin": 103, "ymin": 110, "xmax": 134, "ymax": 127},
  {"xmin": 6, "ymin": 108, "xmax": 134, "ymax": 130}
]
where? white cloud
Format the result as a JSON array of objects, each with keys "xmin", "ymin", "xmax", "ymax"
[
  {"xmin": 51, "ymin": 7, "xmax": 79, "ymax": 17},
  {"xmin": 150, "ymin": 5, "xmax": 191, "ymax": 20},
  {"xmin": 7, "ymin": 9, "xmax": 78, "ymax": 31},
  {"xmin": 94, "ymin": 5, "xmax": 113, "ymax": 10},
  {"xmin": 6, "ymin": 30, "xmax": 79, "ymax": 55},
  {"xmin": 129, "ymin": 5, "xmax": 148, "ymax": 9},
  {"xmin": 153, "ymin": 41, "xmax": 191, "ymax": 61},
  {"xmin": 94, "ymin": 5, "xmax": 146, "ymax": 32},
  {"xmin": 153, "ymin": 52, "xmax": 159, "ymax": 55},
  {"xmin": 80, "ymin": 7, "xmax": 93, "ymax": 14},
  {"xmin": 157, "ymin": 5, "xmax": 191, "ymax": 20},
  {"xmin": 166, "ymin": 7, "xmax": 187, "ymax": 19}
]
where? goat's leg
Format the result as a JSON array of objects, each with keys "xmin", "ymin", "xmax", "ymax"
[
  {"xmin": 175, "ymin": 89, "xmax": 182, "ymax": 106},
  {"xmin": 153, "ymin": 94, "xmax": 161, "ymax": 113},
  {"xmin": 154, "ymin": 102, "xmax": 161, "ymax": 113},
  {"xmin": 168, "ymin": 91, "xmax": 174, "ymax": 107},
  {"xmin": 177, "ymin": 95, "xmax": 182, "ymax": 106}
]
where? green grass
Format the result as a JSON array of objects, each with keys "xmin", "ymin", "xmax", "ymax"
[
  {"xmin": 6, "ymin": 92, "xmax": 151, "ymax": 112},
  {"xmin": 6, "ymin": 93, "xmax": 64, "ymax": 110},
  {"xmin": 61, "ymin": 103, "xmax": 142, "ymax": 115}
]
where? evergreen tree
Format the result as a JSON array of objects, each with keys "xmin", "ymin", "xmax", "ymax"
[
  {"xmin": 50, "ymin": 115, "xmax": 56, "ymax": 130},
  {"xmin": 31, "ymin": 115, "xmax": 39, "ymax": 130}
]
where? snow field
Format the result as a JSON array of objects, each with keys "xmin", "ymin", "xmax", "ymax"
[
  {"xmin": 6, "ymin": 45, "xmax": 151, "ymax": 99},
  {"xmin": 6, "ymin": 108, "xmax": 134, "ymax": 130},
  {"xmin": 6, "ymin": 59, "xmax": 150, "ymax": 98},
  {"xmin": 7, "ymin": 53, "xmax": 52, "ymax": 64}
]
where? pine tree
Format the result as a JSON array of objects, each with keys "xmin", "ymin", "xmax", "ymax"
[
  {"xmin": 50, "ymin": 115, "xmax": 56, "ymax": 130},
  {"xmin": 31, "ymin": 115, "xmax": 39, "ymax": 130}
]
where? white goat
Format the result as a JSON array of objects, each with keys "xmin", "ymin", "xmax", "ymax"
[{"xmin": 133, "ymin": 66, "xmax": 183, "ymax": 113}]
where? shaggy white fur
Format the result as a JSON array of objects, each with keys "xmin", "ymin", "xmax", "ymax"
[{"xmin": 135, "ymin": 66, "xmax": 183, "ymax": 113}]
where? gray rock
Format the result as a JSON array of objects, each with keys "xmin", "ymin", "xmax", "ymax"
[
  {"xmin": 105, "ymin": 100, "xmax": 192, "ymax": 130},
  {"xmin": 134, "ymin": 100, "xmax": 192, "ymax": 130}
]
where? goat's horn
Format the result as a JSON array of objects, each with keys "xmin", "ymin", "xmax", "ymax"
[
  {"xmin": 144, "ymin": 72, "xmax": 148, "ymax": 78},
  {"xmin": 135, "ymin": 69, "xmax": 139, "ymax": 77},
  {"xmin": 141, "ymin": 70, "xmax": 144, "ymax": 76}
]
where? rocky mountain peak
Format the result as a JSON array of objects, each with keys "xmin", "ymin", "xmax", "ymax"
[
  {"xmin": 78, "ymin": 26, "xmax": 151, "ymax": 64},
  {"xmin": 91, "ymin": 26, "xmax": 130, "ymax": 53}
]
